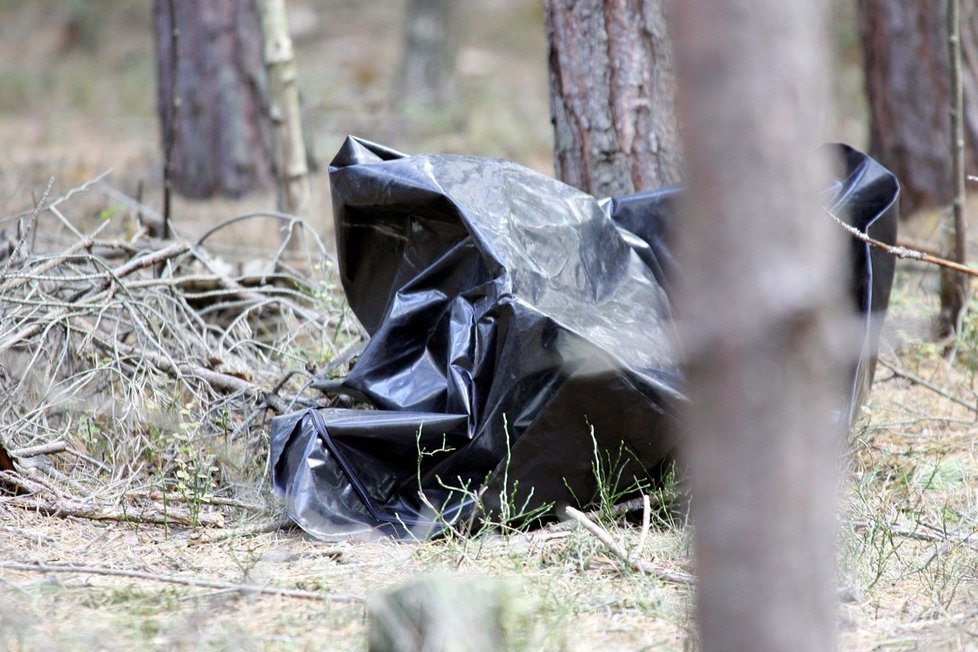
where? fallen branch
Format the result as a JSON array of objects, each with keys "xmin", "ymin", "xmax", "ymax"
[
  {"xmin": 2, "ymin": 495, "xmax": 225, "ymax": 528},
  {"xmin": 878, "ymin": 358, "xmax": 977, "ymax": 413},
  {"xmin": 130, "ymin": 491, "xmax": 267, "ymax": 512},
  {"xmin": 0, "ymin": 471, "xmax": 47, "ymax": 495},
  {"xmin": 1, "ymin": 174, "xmax": 349, "ymax": 530},
  {"xmin": 0, "ymin": 234, "xmax": 97, "ymax": 295},
  {"xmin": 90, "ymin": 242, "xmax": 191, "ymax": 295},
  {"xmin": 893, "ymin": 607, "xmax": 978, "ymax": 632},
  {"xmin": 188, "ymin": 517, "xmax": 295, "ymax": 545},
  {"xmin": 848, "ymin": 519, "xmax": 978, "ymax": 546},
  {"xmin": 75, "ymin": 316, "xmax": 290, "ymax": 414},
  {"xmin": 9, "ymin": 441, "xmax": 67, "ymax": 459},
  {"xmin": 563, "ymin": 505, "xmax": 694, "ymax": 585},
  {"xmin": 0, "ymin": 560, "xmax": 362, "ymax": 604}
]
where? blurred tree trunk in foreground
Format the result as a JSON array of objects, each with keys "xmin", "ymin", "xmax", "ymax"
[
  {"xmin": 859, "ymin": 0, "xmax": 978, "ymax": 217},
  {"xmin": 674, "ymin": 1, "xmax": 846, "ymax": 650},
  {"xmin": 397, "ymin": 0, "xmax": 458, "ymax": 115},
  {"xmin": 153, "ymin": 0, "xmax": 274, "ymax": 199},
  {"xmin": 544, "ymin": 0, "xmax": 681, "ymax": 197}
]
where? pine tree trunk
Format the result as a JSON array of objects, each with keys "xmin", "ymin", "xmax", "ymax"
[
  {"xmin": 153, "ymin": 0, "xmax": 274, "ymax": 199},
  {"xmin": 544, "ymin": 0, "xmax": 681, "ymax": 197},
  {"xmin": 674, "ymin": 1, "xmax": 844, "ymax": 650},
  {"xmin": 860, "ymin": 0, "xmax": 978, "ymax": 216}
]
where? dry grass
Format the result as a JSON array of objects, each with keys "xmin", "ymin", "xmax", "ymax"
[
  {"xmin": 834, "ymin": 265, "xmax": 978, "ymax": 650},
  {"xmin": 0, "ymin": 174, "xmax": 357, "ymax": 538}
]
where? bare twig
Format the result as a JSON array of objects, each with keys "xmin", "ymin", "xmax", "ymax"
[
  {"xmin": 46, "ymin": 171, "xmax": 113, "ymax": 211},
  {"xmin": 563, "ymin": 506, "xmax": 694, "ymax": 585},
  {"xmin": 63, "ymin": 447, "xmax": 113, "ymax": 475},
  {"xmin": 877, "ymin": 358, "xmax": 977, "ymax": 413},
  {"xmin": 0, "ymin": 234, "xmax": 96, "ymax": 295},
  {"xmin": 896, "ymin": 240, "xmax": 943, "ymax": 259},
  {"xmin": 9, "ymin": 441, "xmax": 67, "ymax": 459},
  {"xmin": 848, "ymin": 519, "xmax": 978, "ymax": 546},
  {"xmin": 129, "ymin": 491, "xmax": 267, "ymax": 512},
  {"xmin": 825, "ymin": 208, "xmax": 978, "ymax": 278},
  {"xmin": 2, "ymin": 495, "xmax": 225, "ymax": 528},
  {"xmin": 188, "ymin": 517, "xmax": 294, "ymax": 544},
  {"xmin": 893, "ymin": 607, "xmax": 978, "ymax": 632},
  {"xmin": 63, "ymin": 314, "xmax": 288, "ymax": 414},
  {"xmin": 0, "ymin": 177, "xmax": 53, "ymax": 277},
  {"xmin": 193, "ymin": 211, "xmax": 330, "ymax": 258},
  {"xmin": 0, "ymin": 561, "xmax": 362, "ymax": 603},
  {"xmin": 98, "ymin": 242, "xmax": 191, "ymax": 286},
  {"xmin": 0, "ymin": 471, "xmax": 47, "ymax": 495}
]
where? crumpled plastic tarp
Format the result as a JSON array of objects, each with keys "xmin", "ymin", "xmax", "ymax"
[{"xmin": 270, "ymin": 137, "xmax": 899, "ymax": 540}]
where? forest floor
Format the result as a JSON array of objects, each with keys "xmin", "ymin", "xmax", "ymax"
[
  {"xmin": 4, "ymin": 254, "xmax": 978, "ymax": 651},
  {"xmin": 2, "ymin": 1, "xmax": 977, "ymax": 650}
]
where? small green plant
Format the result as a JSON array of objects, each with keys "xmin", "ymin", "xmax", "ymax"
[
  {"xmin": 483, "ymin": 416, "xmax": 554, "ymax": 533},
  {"xmin": 563, "ymin": 423, "xmax": 683, "ymax": 530},
  {"xmin": 411, "ymin": 415, "xmax": 554, "ymax": 542},
  {"xmin": 171, "ymin": 437, "xmax": 219, "ymax": 528}
]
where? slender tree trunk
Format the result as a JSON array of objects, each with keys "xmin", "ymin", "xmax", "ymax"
[
  {"xmin": 859, "ymin": 0, "xmax": 978, "ymax": 216},
  {"xmin": 257, "ymin": 0, "xmax": 310, "ymax": 227},
  {"xmin": 153, "ymin": 0, "xmax": 274, "ymax": 199},
  {"xmin": 398, "ymin": 0, "xmax": 458, "ymax": 112},
  {"xmin": 940, "ymin": 0, "xmax": 970, "ymax": 336},
  {"xmin": 674, "ymin": 2, "xmax": 845, "ymax": 650},
  {"xmin": 544, "ymin": 0, "xmax": 681, "ymax": 197}
]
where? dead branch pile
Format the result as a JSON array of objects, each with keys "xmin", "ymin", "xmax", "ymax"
[{"xmin": 0, "ymin": 176, "xmax": 354, "ymax": 528}]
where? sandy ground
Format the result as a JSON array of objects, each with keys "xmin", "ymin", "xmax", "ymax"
[{"xmin": 2, "ymin": 1, "xmax": 977, "ymax": 650}]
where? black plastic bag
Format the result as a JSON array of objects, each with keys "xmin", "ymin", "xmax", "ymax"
[{"xmin": 270, "ymin": 138, "xmax": 898, "ymax": 540}]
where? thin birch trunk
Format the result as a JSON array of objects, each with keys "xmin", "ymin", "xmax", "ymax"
[{"xmin": 257, "ymin": 0, "xmax": 310, "ymax": 237}]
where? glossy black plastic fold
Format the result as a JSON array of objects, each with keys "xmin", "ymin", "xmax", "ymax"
[{"xmin": 270, "ymin": 138, "xmax": 898, "ymax": 540}]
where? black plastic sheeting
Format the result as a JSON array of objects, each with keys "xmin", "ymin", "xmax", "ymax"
[{"xmin": 270, "ymin": 137, "xmax": 899, "ymax": 541}]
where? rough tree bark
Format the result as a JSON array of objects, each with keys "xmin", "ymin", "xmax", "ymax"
[
  {"xmin": 153, "ymin": 0, "xmax": 274, "ymax": 199},
  {"xmin": 544, "ymin": 0, "xmax": 681, "ymax": 197},
  {"xmin": 859, "ymin": 0, "xmax": 978, "ymax": 216},
  {"xmin": 397, "ymin": 0, "xmax": 458, "ymax": 112},
  {"xmin": 674, "ymin": 2, "xmax": 846, "ymax": 651}
]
